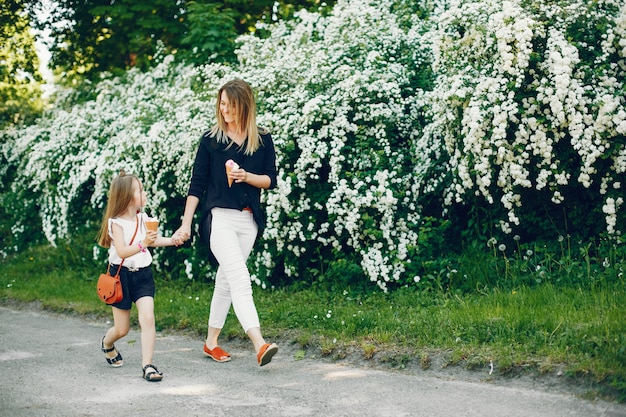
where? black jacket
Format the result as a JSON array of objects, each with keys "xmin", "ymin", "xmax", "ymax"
[{"xmin": 187, "ymin": 130, "xmax": 277, "ymax": 263}]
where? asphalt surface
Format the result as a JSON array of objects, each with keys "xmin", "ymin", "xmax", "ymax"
[{"xmin": 1, "ymin": 305, "xmax": 625, "ymax": 417}]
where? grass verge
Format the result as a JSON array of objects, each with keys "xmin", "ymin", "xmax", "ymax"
[{"xmin": 1, "ymin": 244, "xmax": 625, "ymax": 402}]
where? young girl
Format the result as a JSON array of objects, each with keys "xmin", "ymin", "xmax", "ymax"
[{"xmin": 96, "ymin": 170, "xmax": 176, "ymax": 382}]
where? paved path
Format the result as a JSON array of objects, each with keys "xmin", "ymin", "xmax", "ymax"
[{"xmin": 0, "ymin": 306, "xmax": 625, "ymax": 417}]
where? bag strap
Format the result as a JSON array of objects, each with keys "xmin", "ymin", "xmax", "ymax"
[{"xmin": 108, "ymin": 213, "xmax": 141, "ymax": 277}]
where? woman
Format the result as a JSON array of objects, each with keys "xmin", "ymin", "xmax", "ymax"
[{"xmin": 173, "ymin": 79, "xmax": 278, "ymax": 366}]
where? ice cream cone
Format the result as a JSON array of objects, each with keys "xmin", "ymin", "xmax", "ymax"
[
  {"xmin": 226, "ymin": 166, "xmax": 234, "ymax": 187},
  {"xmin": 225, "ymin": 159, "xmax": 239, "ymax": 187},
  {"xmin": 145, "ymin": 218, "xmax": 159, "ymax": 232}
]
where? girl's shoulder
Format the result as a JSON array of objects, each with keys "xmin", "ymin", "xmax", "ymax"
[
  {"xmin": 109, "ymin": 215, "xmax": 138, "ymax": 226},
  {"xmin": 108, "ymin": 217, "xmax": 125, "ymax": 232}
]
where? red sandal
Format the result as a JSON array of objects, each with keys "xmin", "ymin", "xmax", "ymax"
[
  {"xmin": 257, "ymin": 343, "xmax": 278, "ymax": 366},
  {"xmin": 203, "ymin": 344, "xmax": 231, "ymax": 362}
]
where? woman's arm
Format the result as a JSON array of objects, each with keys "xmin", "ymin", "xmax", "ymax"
[
  {"xmin": 173, "ymin": 134, "xmax": 211, "ymax": 245},
  {"xmin": 231, "ymin": 169, "xmax": 271, "ymax": 189},
  {"xmin": 231, "ymin": 133, "xmax": 277, "ymax": 189},
  {"xmin": 172, "ymin": 195, "xmax": 200, "ymax": 245}
]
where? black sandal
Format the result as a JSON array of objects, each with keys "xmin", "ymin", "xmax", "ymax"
[
  {"xmin": 101, "ymin": 336, "xmax": 123, "ymax": 367},
  {"xmin": 142, "ymin": 364, "xmax": 163, "ymax": 382}
]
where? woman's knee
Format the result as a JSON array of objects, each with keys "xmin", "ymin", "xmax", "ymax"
[{"xmin": 230, "ymin": 277, "xmax": 253, "ymax": 297}]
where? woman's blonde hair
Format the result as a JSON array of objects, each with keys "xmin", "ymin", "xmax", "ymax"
[
  {"xmin": 96, "ymin": 170, "xmax": 140, "ymax": 248},
  {"xmin": 210, "ymin": 79, "xmax": 267, "ymax": 155}
]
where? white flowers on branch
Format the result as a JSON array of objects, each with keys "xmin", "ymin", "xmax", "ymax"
[
  {"xmin": 236, "ymin": 0, "xmax": 429, "ymax": 290},
  {"xmin": 3, "ymin": 55, "xmax": 221, "ymax": 244},
  {"xmin": 422, "ymin": 0, "xmax": 625, "ymax": 236}
]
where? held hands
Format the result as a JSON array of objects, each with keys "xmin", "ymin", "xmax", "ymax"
[
  {"xmin": 140, "ymin": 229, "xmax": 186, "ymax": 249},
  {"xmin": 172, "ymin": 226, "xmax": 191, "ymax": 246}
]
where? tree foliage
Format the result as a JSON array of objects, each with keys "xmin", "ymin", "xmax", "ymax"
[
  {"xmin": 28, "ymin": 0, "xmax": 336, "ymax": 82},
  {"xmin": 0, "ymin": 0, "xmax": 43, "ymax": 126}
]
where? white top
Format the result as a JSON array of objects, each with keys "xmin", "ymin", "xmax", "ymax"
[{"xmin": 107, "ymin": 212, "xmax": 152, "ymax": 269}]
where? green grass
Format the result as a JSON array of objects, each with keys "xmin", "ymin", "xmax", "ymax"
[{"xmin": 1, "ymin": 243, "xmax": 625, "ymax": 402}]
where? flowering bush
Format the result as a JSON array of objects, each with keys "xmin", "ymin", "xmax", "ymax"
[
  {"xmin": 0, "ymin": 55, "xmax": 227, "ymax": 274},
  {"xmin": 231, "ymin": 0, "xmax": 432, "ymax": 290},
  {"xmin": 1, "ymin": 0, "xmax": 625, "ymax": 290},
  {"xmin": 419, "ymin": 0, "xmax": 626, "ymax": 241}
]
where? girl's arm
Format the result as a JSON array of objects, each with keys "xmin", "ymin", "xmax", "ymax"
[
  {"xmin": 111, "ymin": 223, "xmax": 150, "ymax": 258},
  {"xmin": 152, "ymin": 236, "xmax": 176, "ymax": 247}
]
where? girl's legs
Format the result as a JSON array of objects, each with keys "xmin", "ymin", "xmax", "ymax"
[
  {"xmin": 136, "ymin": 295, "xmax": 162, "ymax": 380},
  {"xmin": 102, "ymin": 307, "xmax": 130, "ymax": 362},
  {"xmin": 135, "ymin": 296, "xmax": 156, "ymax": 367},
  {"xmin": 208, "ymin": 208, "xmax": 268, "ymax": 353}
]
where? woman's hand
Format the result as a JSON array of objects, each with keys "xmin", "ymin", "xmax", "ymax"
[
  {"xmin": 172, "ymin": 195, "xmax": 199, "ymax": 246},
  {"xmin": 229, "ymin": 166, "xmax": 247, "ymax": 184},
  {"xmin": 172, "ymin": 226, "xmax": 191, "ymax": 246},
  {"xmin": 229, "ymin": 166, "xmax": 271, "ymax": 189}
]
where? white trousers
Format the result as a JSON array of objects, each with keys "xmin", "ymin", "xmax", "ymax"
[{"xmin": 208, "ymin": 207, "xmax": 260, "ymax": 332}]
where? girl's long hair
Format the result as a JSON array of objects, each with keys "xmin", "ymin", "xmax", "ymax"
[
  {"xmin": 96, "ymin": 170, "xmax": 139, "ymax": 248},
  {"xmin": 210, "ymin": 79, "xmax": 267, "ymax": 155}
]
